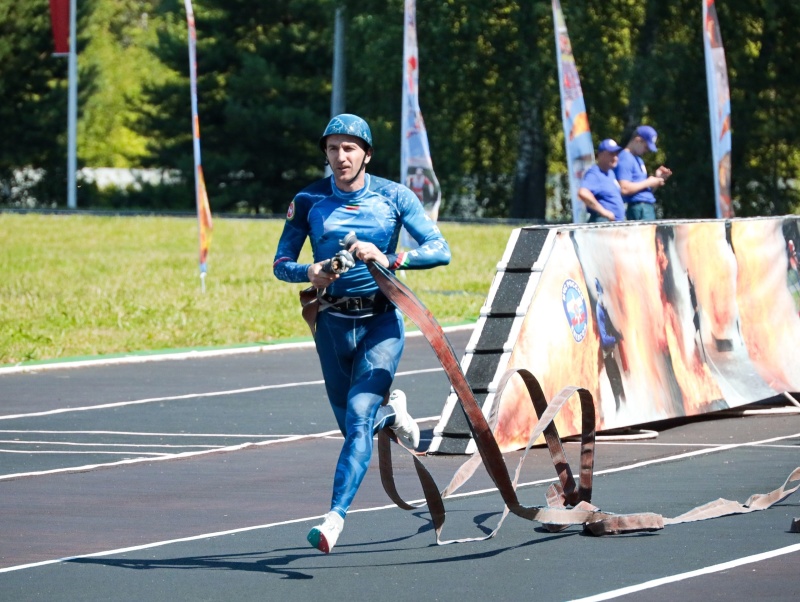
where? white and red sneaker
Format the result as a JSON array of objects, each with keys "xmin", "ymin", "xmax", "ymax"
[{"xmin": 307, "ymin": 511, "xmax": 344, "ymax": 554}]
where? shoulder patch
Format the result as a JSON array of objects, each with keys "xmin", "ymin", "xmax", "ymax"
[{"xmin": 286, "ymin": 200, "xmax": 296, "ymax": 220}]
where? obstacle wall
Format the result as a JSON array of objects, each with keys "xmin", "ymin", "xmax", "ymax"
[{"xmin": 430, "ymin": 216, "xmax": 800, "ymax": 454}]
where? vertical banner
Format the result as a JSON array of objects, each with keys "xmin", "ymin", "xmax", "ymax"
[
  {"xmin": 401, "ymin": 0, "xmax": 442, "ymax": 225},
  {"xmin": 552, "ymin": 0, "xmax": 594, "ymax": 224},
  {"xmin": 49, "ymin": 0, "xmax": 70, "ymax": 55},
  {"xmin": 184, "ymin": 0, "xmax": 213, "ymax": 291},
  {"xmin": 703, "ymin": 0, "xmax": 734, "ymax": 218}
]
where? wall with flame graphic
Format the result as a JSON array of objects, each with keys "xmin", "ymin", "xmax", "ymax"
[{"xmin": 490, "ymin": 217, "xmax": 800, "ymax": 453}]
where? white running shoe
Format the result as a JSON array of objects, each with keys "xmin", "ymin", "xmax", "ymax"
[
  {"xmin": 307, "ymin": 511, "xmax": 344, "ymax": 554},
  {"xmin": 388, "ymin": 389, "xmax": 420, "ymax": 450}
]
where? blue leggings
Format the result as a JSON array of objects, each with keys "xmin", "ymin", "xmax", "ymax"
[{"xmin": 314, "ymin": 309, "xmax": 405, "ymax": 519}]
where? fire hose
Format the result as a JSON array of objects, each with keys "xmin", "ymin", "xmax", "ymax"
[{"xmin": 365, "ymin": 260, "xmax": 800, "ymax": 544}]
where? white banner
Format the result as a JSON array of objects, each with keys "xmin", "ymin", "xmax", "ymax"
[
  {"xmin": 552, "ymin": 0, "xmax": 594, "ymax": 223},
  {"xmin": 703, "ymin": 0, "xmax": 734, "ymax": 218},
  {"xmin": 184, "ymin": 0, "xmax": 213, "ymax": 288},
  {"xmin": 401, "ymin": 0, "xmax": 441, "ymax": 225}
]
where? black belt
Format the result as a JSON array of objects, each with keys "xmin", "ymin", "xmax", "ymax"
[{"xmin": 320, "ymin": 291, "xmax": 394, "ymax": 316}]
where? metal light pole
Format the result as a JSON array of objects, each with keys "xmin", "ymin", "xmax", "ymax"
[
  {"xmin": 326, "ymin": 6, "xmax": 346, "ymax": 177},
  {"xmin": 66, "ymin": 0, "xmax": 78, "ymax": 208},
  {"xmin": 331, "ymin": 6, "xmax": 346, "ymax": 117}
]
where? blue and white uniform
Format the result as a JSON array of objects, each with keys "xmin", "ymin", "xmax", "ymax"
[{"xmin": 273, "ymin": 172, "xmax": 450, "ymax": 519}]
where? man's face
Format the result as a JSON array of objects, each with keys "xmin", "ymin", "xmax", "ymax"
[
  {"xmin": 597, "ymin": 150, "xmax": 620, "ymax": 170},
  {"xmin": 324, "ymin": 134, "xmax": 371, "ymax": 188},
  {"xmin": 631, "ymin": 136, "xmax": 649, "ymax": 156}
]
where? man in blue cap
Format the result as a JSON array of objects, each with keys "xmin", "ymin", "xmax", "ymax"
[
  {"xmin": 578, "ymin": 138, "xmax": 625, "ymax": 222},
  {"xmin": 614, "ymin": 125, "xmax": 673, "ymax": 221}
]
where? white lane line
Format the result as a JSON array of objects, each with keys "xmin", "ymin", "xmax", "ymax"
[
  {"xmin": 0, "ymin": 450, "xmax": 171, "ymax": 456},
  {"xmin": 432, "ymin": 432, "xmax": 800, "ymax": 503},
  {"xmin": 0, "ymin": 416, "xmax": 442, "ymax": 481},
  {"xmin": 588, "ymin": 441, "xmax": 798, "ymax": 449},
  {"xmin": 0, "ymin": 513, "xmax": 342, "ymax": 574},
  {"xmin": 0, "ymin": 423, "xmax": 793, "ymax": 483},
  {"xmin": 0, "ymin": 440, "xmax": 221, "ymax": 449},
  {"xmin": 0, "ymin": 381, "xmax": 327, "ymax": 421},
  {"xmin": 0, "ymin": 367, "xmax": 444, "ymax": 421},
  {"xmin": 569, "ymin": 543, "xmax": 800, "ymax": 602},
  {"xmin": 4, "ymin": 432, "xmax": 790, "ymax": 446},
  {"xmin": 0, "ymin": 430, "xmax": 279, "ymax": 438},
  {"xmin": 591, "ymin": 441, "xmax": 722, "ymax": 447},
  {"xmin": 0, "ymin": 430, "xmax": 340, "ymax": 481},
  {"xmin": 0, "ymin": 325, "xmax": 474, "ymax": 375},
  {"xmin": 589, "ymin": 432, "xmax": 800, "ymax": 477},
  {"xmin": 0, "ymin": 342, "xmax": 314, "ymax": 375}
]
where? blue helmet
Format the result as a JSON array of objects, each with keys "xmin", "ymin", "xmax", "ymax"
[{"xmin": 319, "ymin": 114, "xmax": 373, "ymax": 152}]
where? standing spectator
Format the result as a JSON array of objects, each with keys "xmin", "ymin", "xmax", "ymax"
[
  {"xmin": 577, "ymin": 139, "xmax": 625, "ymax": 222},
  {"xmin": 615, "ymin": 125, "xmax": 673, "ymax": 221}
]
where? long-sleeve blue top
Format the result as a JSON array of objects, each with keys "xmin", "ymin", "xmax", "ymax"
[{"xmin": 273, "ymin": 173, "xmax": 451, "ymax": 297}]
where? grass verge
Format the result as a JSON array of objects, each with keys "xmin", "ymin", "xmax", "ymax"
[{"xmin": 1, "ymin": 213, "xmax": 517, "ymax": 365}]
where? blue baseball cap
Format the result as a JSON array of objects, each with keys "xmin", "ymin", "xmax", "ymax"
[
  {"xmin": 635, "ymin": 125, "xmax": 658, "ymax": 152},
  {"xmin": 598, "ymin": 139, "xmax": 623, "ymax": 153}
]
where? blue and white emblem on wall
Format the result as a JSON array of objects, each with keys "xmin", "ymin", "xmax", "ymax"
[{"xmin": 562, "ymin": 279, "xmax": 588, "ymax": 342}]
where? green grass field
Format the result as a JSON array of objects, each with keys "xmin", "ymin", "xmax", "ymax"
[{"xmin": 0, "ymin": 213, "xmax": 517, "ymax": 365}]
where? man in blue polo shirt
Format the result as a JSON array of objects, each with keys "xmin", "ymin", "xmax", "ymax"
[
  {"xmin": 614, "ymin": 125, "xmax": 673, "ymax": 221},
  {"xmin": 578, "ymin": 138, "xmax": 625, "ymax": 222}
]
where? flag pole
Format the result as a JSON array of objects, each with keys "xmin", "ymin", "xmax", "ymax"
[
  {"xmin": 552, "ymin": 0, "xmax": 594, "ymax": 223},
  {"xmin": 67, "ymin": 0, "xmax": 77, "ymax": 209},
  {"xmin": 400, "ymin": 0, "xmax": 442, "ymax": 223},
  {"xmin": 184, "ymin": 0, "xmax": 213, "ymax": 292}
]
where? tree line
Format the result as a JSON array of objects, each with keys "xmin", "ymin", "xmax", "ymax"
[{"xmin": 2, "ymin": 0, "xmax": 799, "ymax": 220}]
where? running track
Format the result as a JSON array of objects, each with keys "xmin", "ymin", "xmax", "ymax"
[{"xmin": 1, "ymin": 327, "xmax": 798, "ymax": 601}]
